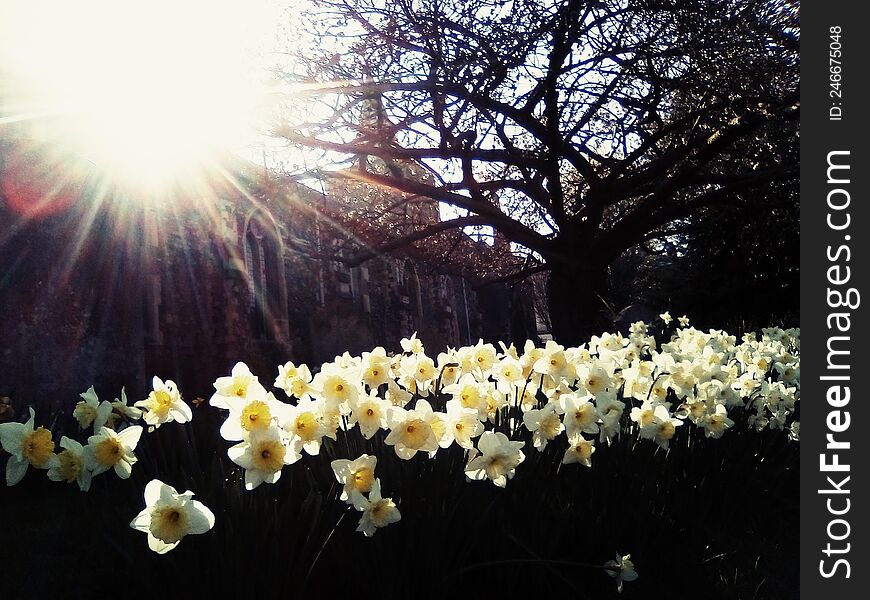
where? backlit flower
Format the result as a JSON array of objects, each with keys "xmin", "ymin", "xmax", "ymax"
[
  {"xmin": 639, "ymin": 405, "xmax": 683, "ymax": 449},
  {"xmin": 349, "ymin": 479, "xmax": 401, "ymax": 537},
  {"xmin": 47, "ymin": 436, "xmax": 92, "ymax": 491},
  {"xmin": 210, "ymin": 362, "xmax": 268, "ymax": 409},
  {"xmin": 702, "ymin": 404, "xmax": 735, "ymax": 438},
  {"xmin": 384, "ymin": 400, "xmax": 440, "ymax": 460},
  {"xmin": 439, "ymin": 399, "xmax": 484, "ymax": 450},
  {"xmin": 348, "ymin": 392, "xmax": 390, "ymax": 439},
  {"xmin": 331, "ymin": 454, "xmax": 377, "ymax": 502},
  {"xmin": 605, "ymin": 553, "xmax": 639, "ymax": 593},
  {"xmin": 465, "ymin": 431, "xmax": 525, "ymax": 487},
  {"xmin": 560, "ymin": 394, "xmax": 600, "ymax": 436},
  {"xmin": 219, "ymin": 392, "xmax": 286, "ymax": 442},
  {"xmin": 135, "ymin": 376, "xmax": 191, "ymax": 428},
  {"xmin": 283, "ymin": 398, "xmax": 333, "ymax": 456},
  {"xmin": 111, "ymin": 387, "xmax": 143, "ymax": 422},
  {"xmin": 522, "ymin": 403, "xmax": 564, "ymax": 450},
  {"xmin": 130, "ymin": 479, "xmax": 215, "ymax": 554},
  {"xmin": 400, "ymin": 332, "xmax": 424, "ymax": 355},
  {"xmin": 562, "ymin": 433, "xmax": 595, "ymax": 467},
  {"xmin": 0, "ymin": 408, "xmax": 55, "ymax": 485},
  {"xmin": 73, "ymin": 386, "xmax": 113, "ymax": 431},
  {"xmin": 228, "ymin": 425, "xmax": 295, "ymax": 490},
  {"xmin": 84, "ymin": 425, "xmax": 143, "ymax": 479}
]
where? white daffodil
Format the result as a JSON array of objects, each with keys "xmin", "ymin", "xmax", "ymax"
[
  {"xmin": 639, "ymin": 404, "xmax": 683, "ymax": 450},
  {"xmin": 210, "ymin": 362, "xmax": 268, "ymax": 410},
  {"xmin": 562, "ymin": 433, "xmax": 595, "ymax": 467},
  {"xmin": 384, "ymin": 400, "xmax": 440, "ymax": 460},
  {"xmin": 84, "ymin": 425, "xmax": 143, "ymax": 479},
  {"xmin": 400, "ymin": 332, "xmax": 424, "ymax": 355},
  {"xmin": 492, "ymin": 355, "xmax": 526, "ymax": 395},
  {"xmin": 111, "ymin": 387, "xmax": 143, "ymax": 422},
  {"xmin": 0, "ymin": 408, "xmax": 55, "ymax": 485},
  {"xmin": 219, "ymin": 392, "xmax": 286, "ymax": 442},
  {"xmin": 130, "ymin": 479, "xmax": 215, "ymax": 554},
  {"xmin": 439, "ymin": 399, "xmax": 484, "ymax": 450},
  {"xmin": 347, "ymin": 392, "xmax": 391, "ymax": 439},
  {"xmin": 436, "ymin": 351, "xmax": 461, "ymax": 387},
  {"xmin": 228, "ymin": 425, "xmax": 296, "ymax": 490},
  {"xmin": 283, "ymin": 398, "xmax": 333, "ymax": 457},
  {"xmin": 522, "ymin": 403, "xmax": 564, "ymax": 450},
  {"xmin": 659, "ymin": 311, "xmax": 672, "ymax": 325},
  {"xmin": 311, "ymin": 363, "xmax": 360, "ymax": 411},
  {"xmin": 469, "ymin": 340, "xmax": 498, "ymax": 375},
  {"xmin": 73, "ymin": 386, "xmax": 113, "ymax": 431},
  {"xmin": 349, "ymin": 479, "xmax": 401, "ymax": 537},
  {"xmin": 359, "ymin": 347, "xmax": 392, "ymax": 389},
  {"xmin": 465, "ymin": 431, "xmax": 525, "ymax": 488},
  {"xmin": 47, "ymin": 436, "xmax": 92, "ymax": 491},
  {"xmin": 442, "ymin": 373, "xmax": 488, "ymax": 420},
  {"xmin": 331, "ymin": 454, "xmax": 377, "ymax": 502},
  {"xmin": 702, "ymin": 404, "xmax": 735, "ymax": 439},
  {"xmin": 560, "ymin": 394, "xmax": 600, "ymax": 437},
  {"xmin": 532, "ymin": 340, "xmax": 573, "ymax": 381},
  {"xmin": 605, "ymin": 553, "xmax": 639, "ymax": 593},
  {"xmin": 135, "ymin": 376, "xmax": 191, "ymax": 428}
]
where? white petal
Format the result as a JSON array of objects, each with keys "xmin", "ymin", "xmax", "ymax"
[
  {"xmin": 130, "ymin": 508, "xmax": 152, "ymax": 532},
  {"xmin": 5, "ymin": 456, "xmax": 28, "ymax": 486},
  {"xmin": 144, "ymin": 479, "xmax": 170, "ymax": 506},
  {"xmin": 0, "ymin": 422, "xmax": 26, "ymax": 456},
  {"xmin": 187, "ymin": 501, "xmax": 215, "ymax": 534},
  {"xmin": 94, "ymin": 402, "xmax": 113, "ymax": 432},
  {"xmin": 118, "ymin": 425, "xmax": 143, "ymax": 449},
  {"xmin": 147, "ymin": 532, "xmax": 180, "ymax": 554},
  {"xmin": 78, "ymin": 469, "xmax": 93, "ymax": 492},
  {"xmin": 244, "ymin": 469, "xmax": 264, "ymax": 490},
  {"xmin": 170, "ymin": 402, "xmax": 192, "ymax": 423},
  {"xmin": 59, "ymin": 436, "xmax": 83, "ymax": 453},
  {"xmin": 114, "ymin": 458, "xmax": 133, "ymax": 479}
]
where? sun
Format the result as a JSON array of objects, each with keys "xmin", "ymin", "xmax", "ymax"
[{"xmin": 0, "ymin": 1, "xmax": 285, "ymax": 192}]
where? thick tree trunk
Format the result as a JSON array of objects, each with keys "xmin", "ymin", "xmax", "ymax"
[{"xmin": 546, "ymin": 263, "xmax": 612, "ymax": 347}]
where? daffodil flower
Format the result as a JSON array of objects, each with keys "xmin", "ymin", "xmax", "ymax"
[
  {"xmin": 74, "ymin": 386, "xmax": 113, "ymax": 431},
  {"xmin": 331, "ymin": 454, "xmax": 377, "ymax": 502},
  {"xmin": 349, "ymin": 479, "xmax": 401, "ymax": 537},
  {"xmin": 130, "ymin": 479, "xmax": 215, "ymax": 554},
  {"xmin": 47, "ymin": 436, "xmax": 92, "ymax": 491},
  {"xmin": 84, "ymin": 425, "xmax": 142, "ymax": 479},
  {"xmin": 604, "ymin": 553, "xmax": 638, "ymax": 593},
  {"xmin": 135, "ymin": 376, "xmax": 191, "ymax": 428},
  {"xmin": 0, "ymin": 408, "xmax": 55, "ymax": 485}
]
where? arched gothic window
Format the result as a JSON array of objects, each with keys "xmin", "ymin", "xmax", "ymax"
[{"xmin": 244, "ymin": 212, "xmax": 285, "ymax": 341}]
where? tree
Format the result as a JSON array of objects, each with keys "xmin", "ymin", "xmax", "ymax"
[{"xmin": 273, "ymin": 0, "xmax": 799, "ymax": 344}]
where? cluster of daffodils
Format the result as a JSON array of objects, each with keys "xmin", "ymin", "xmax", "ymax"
[
  {"xmin": 0, "ymin": 377, "xmax": 212, "ymax": 554},
  {"xmin": 207, "ymin": 322, "xmax": 799, "ymax": 544},
  {"xmin": 0, "ymin": 377, "xmax": 192, "ymax": 490},
  {"xmin": 0, "ymin": 317, "xmax": 799, "ymax": 574},
  {"xmin": 330, "ymin": 455, "xmax": 401, "ymax": 536}
]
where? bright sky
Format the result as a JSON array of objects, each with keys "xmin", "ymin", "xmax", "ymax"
[{"xmin": 0, "ymin": 0, "xmax": 291, "ymax": 191}]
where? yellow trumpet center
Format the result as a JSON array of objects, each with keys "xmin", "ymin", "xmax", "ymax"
[
  {"xmin": 351, "ymin": 467, "xmax": 375, "ymax": 493},
  {"xmin": 241, "ymin": 401, "xmax": 271, "ymax": 432},
  {"xmin": 23, "ymin": 427, "xmax": 55, "ymax": 468},
  {"xmin": 252, "ymin": 439, "xmax": 286, "ymax": 472},
  {"xmin": 294, "ymin": 412, "xmax": 319, "ymax": 441},
  {"xmin": 56, "ymin": 449, "xmax": 82, "ymax": 482},
  {"xmin": 93, "ymin": 436, "xmax": 123, "ymax": 467},
  {"xmin": 150, "ymin": 505, "xmax": 189, "ymax": 544}
]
